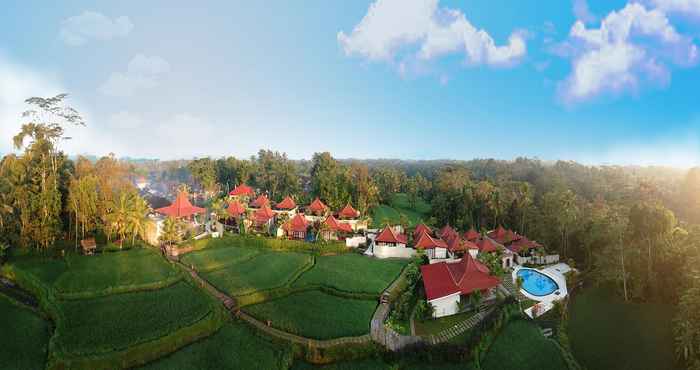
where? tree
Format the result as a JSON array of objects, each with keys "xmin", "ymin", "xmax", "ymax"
[
  {"xmin": 628, "ymin": 202, "xmax": 675, "ymax": 296},
  {"xmin": 9, "ymin": 94, "xmax": 84, "ymax": 249},
  {"xmin": 67, "ymin": 174, "xmax": 99, "ymax": 249},
  {"xmin": 126, "ymin": 193, "xmax": 150, "ymax": 245},
  {"xmin": 160, "ymin": 217, "xmax": 181, "ymax": 247},
  {"xmin": 187, "ymin": 158, "xmax": 218, "ymax": 197}
]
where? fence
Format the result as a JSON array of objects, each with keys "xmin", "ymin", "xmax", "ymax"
[
  {"xmin": 516, "ymin": 254, "xmax": 560, "ymax": 265},
  {"xmin": 370, "ymin": 302, "xmax": 423, "ymax": 351}
]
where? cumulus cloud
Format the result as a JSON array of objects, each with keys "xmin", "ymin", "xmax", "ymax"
[
  {"xmin": 573, "ymin": 0, "xmax": 598, "ymax": 24},
  {"xmin": 337, "ymin": 0, "xmax": 526, "ymax": 68},
  {"xmin": 60, "ymin": 11, "xmax": 133, "ymax": 46},
  {"xmin": 98, "ymin": 54, "xmax": 170, "ymax": 97},
  {"xmin": 558, "ymin": 2, "xmax": 698, "ymax": 103},
  {"xmin": 650, "ymin": 0, "xmax": 700, "ymax": 17}
]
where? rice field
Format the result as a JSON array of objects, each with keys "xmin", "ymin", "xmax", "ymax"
[
  {"xmin": 244, "ymin": 290, "xmax": 377, "ymax": 339},
  {"xmin": 0, "ymin": 294, "xmax": 50, "ymax": 370},
  {"xmin": 293, "ymin": 253, "xmax": 407, "ymax": 295}
]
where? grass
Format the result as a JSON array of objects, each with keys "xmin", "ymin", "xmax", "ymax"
[
  {"xmin": 481, "ymin": 320, "xmax": 567, "ymax": 370},
  {"xmin": 12, "ymin": 256, "xmax": 68, "ymax": 287},
  {"xmin": 414, "ymin": 310, "xmax": 479, "ymax": 337},
  {"xmin": 370, "ymin": 193, "xmax": 431, "ymax": 229},
  {"xmin": 55, "ymin": 281, "xmax": 214, "ymax": 355},
  {"xmin": 204, "ymin": 252, "xmax": 312, "ymax": 297},
  {"xmin": 54, "ymin": 248, "xmax": 179, "ymax": 295},
  {"xmin": 294, "ymin": 254, "xmax": 407, "ymax": 295},
  {"xmin": 180, "ymin": 245, "xmax": 261, "ymax": 272},
  {"xmin": 244, "ymin": 290, "xmax": 377, "ymax": 339},
  {"xmin": 569, "ymin": 285, "xmax": 681, "ymax": 370},
  {"xmin": 140, "ymin": 321, "xmax": 292, "ymax": 370},
  {"xmin": 291, "ymin": 358, "xmax": 394, "ymax": 369},
  {"xmin": 0, "ymin": 293, "xmax": 50, "ymax": 370}
]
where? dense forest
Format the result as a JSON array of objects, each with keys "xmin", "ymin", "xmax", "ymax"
[{"xmin": 1, "ymin": 95, "xmax": 700, "ymax": 368}]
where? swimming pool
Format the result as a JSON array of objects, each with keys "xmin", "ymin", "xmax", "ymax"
[{"xmin": 516, "ymin": 268, "xmax": 559, "ymax": 297}]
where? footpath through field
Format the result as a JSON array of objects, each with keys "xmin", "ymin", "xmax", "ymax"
[{"xmin": 178, "ymin": 260, "xmax": 373, "ymax": 348}]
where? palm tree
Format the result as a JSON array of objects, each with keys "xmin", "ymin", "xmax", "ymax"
[
  {"xmin": 126, "ymin": 194, "xmax": 151, "ymax": 245},
  {"xmin": 106, "ymin": 191, "xmax": 131, "ymax": 247}
]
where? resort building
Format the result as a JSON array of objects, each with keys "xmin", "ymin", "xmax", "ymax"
[
  {"xmin": 223, "ymin": 200, "xmax": 246, "ymax": 231},
  {"xmin": 320, "ymin": 215, "xmax": 353, "ymax": 241},
  {"xmin": 274, "ymin": 196, "xmax": 298, "ymax": 217},
  {"xmin": 284, "ymin": 213, "xmax": 309, "ymax": 240},
  {"xmin": 306, "ymin": 197, "xmax": 329, "ymax": 221},
  {"xmin": 252, "ymin": 205, "xmax": 275, "ymax": 232},
  {"xmin": 229, "ymin": 183, "xmax": 255, "ymax": 199},
  {"xmin": 420, "ymin": 254, "xmax": 501, "ymax": 318},
  {"xmin": 250, "ymin": 194, "xmax": 270, "ymax": 209},
  {"xmin": 146, "ymin": 190, "xmax": 207, "ymax": 245},
  {"xmin": 367, "ymin": 225, "xmax": 414, "ymax": 259},
  {"xmin": 414, "ymin": 232, "xmax": 448, "ymax": 260}
]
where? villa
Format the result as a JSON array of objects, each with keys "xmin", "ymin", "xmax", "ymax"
[
  {"xmin": 420, "ymin": 253, "xmax": 501, "ymax": 318},
  {"xmin": 229, "ymin": 183, "xmax": 255, "ymax": 199},
  {"xmin": 252, "ymin": 205, "xmax": 275, "ymax": 232},
  {"xmin": 146, "ymin": 190, "xmax": 206, "ymax": 246},
  {"xmin": 250, "ymin": 194, "xmax": 270, "ymax": 209},
  {"xmin": 320, "ymin": 215, "xmax": 353, "ymax": 241},
  {"xmin": 367, "ymin": 225, "xmax": 414, "ymax": 259},
  {"xmin": 284, "ymin": 213, "xmax": 309, "ymax": 240},
  {"xmin": 274, "ymin": 196, "xmax": 298, "ymax": 217},
  {"xmin": 414, "ymin": 232, "xmax": 448, "ymax": 260}
]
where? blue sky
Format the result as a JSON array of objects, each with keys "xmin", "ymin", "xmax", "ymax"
[{"xmin": 1, "ymin": 0, "xmax": 700, "ymax": 166}]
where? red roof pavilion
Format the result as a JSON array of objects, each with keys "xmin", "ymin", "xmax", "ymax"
[
  {"xmin": 420, "ymin": 254, "xmax": 500, "ymax": 301},
  {"xmin": 414, "ymin": 223, "xmax": 432, "ymax": 239},
  {"xmin": 251, "ymin": 194, "xmax": 270, "ymax": 208},
  {"xmin": 439, "ymin": 225, "xmax": 458, "ymax": 240},
  {"xmin": 414, "ymin": 233, "xmax": 448, "ymax": 250},
  {"xmin": 488, "ymin": 225, "xmax": 507, "ymax": 243},
  {"xmin": 477, "ymin": 238, "xmax": 499, "ymax": 253},
  {"xmin": 464, "ymin": 229, "xmax": 479, "ymax": 241},
  {"xmin": 155, "ymin": 191, "xmax": 205, "ymax": 218},
  {"xmin": 375, "ymin": 226, "xmax": 407, "ymax": 245},
  {"xmin": 324, "ymin": 215, "xmax": 353, "ymax": 233},
  {"xmin": 338, "ymin": 203, "xmax": 360, "ymax": 219},
  {"xmin": 227, "ymin": 200, "xmax": 246, "ymax": 217},
  {"xmin": 287, "ymin": 213, "xmax": 309, "ymax": 232},
  {"xmin": 275, "ymin": 196, "xmax": 297, "ymax": 210},
  {"xmin": 229, "ymin": 183, "xmax": 254, "ymax": 197},
  {"xmin": 308, "ymin": 198, "xmax": 328, "ymax": 214},
  {"xmin": 254, "ymin": 205, "xmax": 275, "ymax": 224}
]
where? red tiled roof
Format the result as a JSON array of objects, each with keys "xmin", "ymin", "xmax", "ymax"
[
  {"xmin": 325, "ymin": 215, "xmax": 353, "ymax": 233},
  {"xmin": 463, "ymin": 240, "xmax": 480, "ymax": 250},
  {"xmin": 229, "ymin": 184, "xmax": 254, "ymax": 197},
  {"xmin": 420, "ymin": 254, "xmax": 500, "ymax": 301},
  {"xmin": 464, "ymin": 229, "xmax": 479, "ymax": 241},
  {"xmin": 375, "ymin": 226, "xmax": 407, "ymax": 244},
  {"xmin": 508, "ymin": 236, "xmax": 542, "ymax": 253},
  {"xmin": 156, "ymin": 191, "xmax": 206, "ymax": 218},
  {"xmin": 308, "ymin": 198, "xmax": 327, "ymax": 214},
  {"xmin": 288, "ymin": 213, "xmax": 308, "ymax": 232},
  {"xmin": 227, "ymin": 200, "xmax": 246, "ymax": 217},
  {"xmin": 477, "ymin": 238, "xmax": 499, "ymax": 253},
  {"xmin": 275, "ymin": 196, "xmax": 296, "ymax": 210},
  {"xmin": 254, "ymin": 205, "xmax": 274, "ymax": 224},
  {"xmin": 251, "ymin": 194, "xmax": 270, "ymax": 208},
  {"xmin": 338, "ymin": 203, "xmax": 360, "ymax": 219},
  {"xmin": 446, "ymin": 236, "xmax": 467, "ymax": 252},
  {"xmin": 414, "ymin": 224, "xmax": 432, "ymax": 239},
  {"xmin": 414, "ymin": 233, "xmax": 448, "ymax": 250},
  {"xmin": 439, "ymin": 225, "xmax": 458, "ymax": 240},
  {"xmin": 505, "ymin": 229, "xmax": 521, "ymax": 243},
  {"xmin": 488, "ymin": 225, "xmax": 507, "ymax": 242}
]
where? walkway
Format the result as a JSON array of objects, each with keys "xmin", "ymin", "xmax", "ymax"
[
  {"xmin": 500, "ymin": 276, "xmax": 529, "ymax": 302},
  {"xmin": 426, "ymin": 306, "xmax": 494, "ymax": 345},
  {"xmin": 179, "ymin": 261, "xmax": 372, "ymax": 349}
]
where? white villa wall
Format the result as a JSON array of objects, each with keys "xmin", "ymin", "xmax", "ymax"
[
  {"xmin": 516, "ymin": 254, "xmax": 560, "ymax": 265},
  {"xmin": 346, "ymin": 236, "xmax": 366, "ymax": 248},
  {"xmin": 373, "ymin": 243, "xmax": 415, "ymax": 259},
  {"xmin": 468, "ymin": 249, "xmax": 479, "ymax": 259},
  {"xmin": 429, "ymin": 293, "xmax": 460, "ymax": 318}
]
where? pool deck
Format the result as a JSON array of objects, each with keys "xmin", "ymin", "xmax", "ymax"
[{"xmin": 512, "ymin": 264, "xmax": 569, "ymax": 318}]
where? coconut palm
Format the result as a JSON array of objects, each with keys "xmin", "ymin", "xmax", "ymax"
[
  {"xmin": 126, "ymin": 194, "xmax": 151, "ymax": 245},
  {"xmin": 160, "ymin": 217, "xmax": 181, "ymax": 247}
]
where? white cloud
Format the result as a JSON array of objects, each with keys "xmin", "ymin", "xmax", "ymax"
[
  {"xmin": 107, "ymin": 111, "xmax": 144, "ymax": 129},
  {"xmin": 98, "ymin": 54, "xmax": 170, "ymax": 97},
  {"xmin": 573, "ymin": 0, "xmax": 598, "ymax": 24},
  {"xmin": 650, "ymin": 0, "xmax": 700, "ymax": 17},
  {"xmin": 337, "ymin": 0, "xmax": 526, "ymax": 68},
  {"xmin": 60, "ymin": 11, "xmax": 133, "ymax": 46},
  {"xmin": 0, "ymin": 56, "xmax": 63, "ymax": 153},
  {"xmin": 559, "ymin": 3, "xmax": 698, "ymax": 103}
]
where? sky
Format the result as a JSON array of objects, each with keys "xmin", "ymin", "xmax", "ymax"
[{"xmin": 1, "ymin": 0, "xmax": 700, "ymax": 167}]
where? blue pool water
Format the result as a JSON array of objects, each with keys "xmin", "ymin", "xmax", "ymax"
[{"xmin": 516, "ymin": 269, "xmax": 558, "ymax": 297}]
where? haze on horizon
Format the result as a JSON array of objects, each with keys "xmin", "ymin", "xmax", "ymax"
[{"xmin": 2, "ymin": 0, "xmax": 700, "ymax": 168}]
